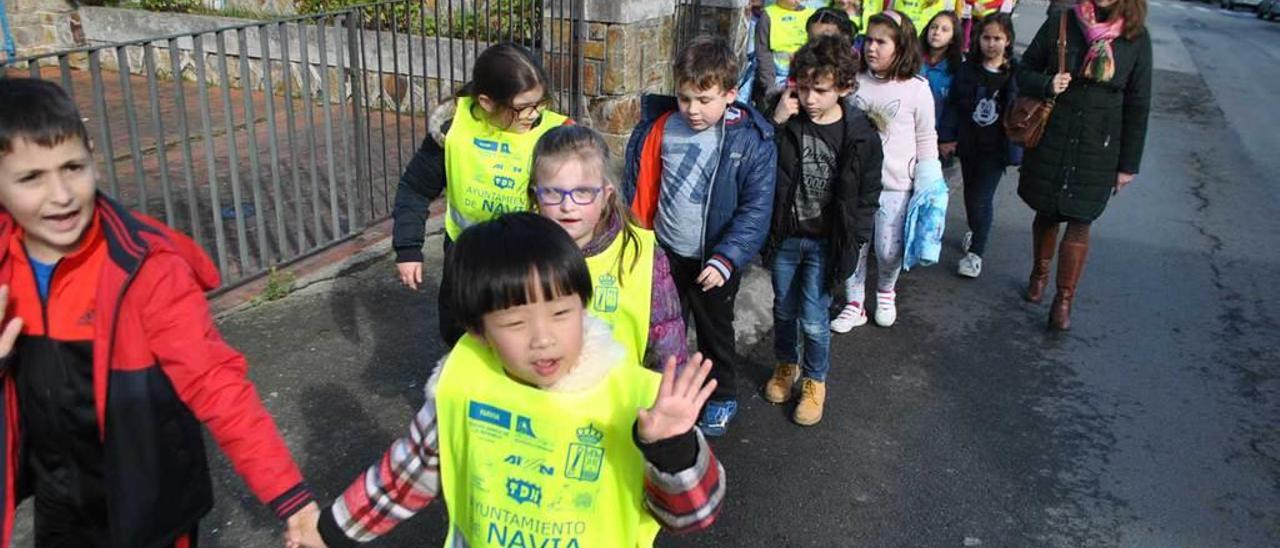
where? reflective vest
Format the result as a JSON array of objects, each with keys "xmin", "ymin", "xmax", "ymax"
[
  {"xmin": 881, "ymin": 0, "xmax": 958, "ymax": 32},
  {"xmin": 765, "ymin": 3, "xmax": 817, "ymax": 87},
  {"xmin": 436, "ymin": 333, "xmax": 663, "ymax": 547},
  {"xmin": 443, "ymin": 97, "xmax": 568, "ymax": 239},
  {"xmin": 584, "ymin": 227, "xmax": 655, "ymax": 367}
]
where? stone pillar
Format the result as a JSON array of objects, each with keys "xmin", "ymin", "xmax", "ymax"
[
  {"xmin": 580, "ymin": 0, "xmax": 749, "ymax": 157},
  {"xmin": 3, "ymin": 0, "xmax": 80, "ymax": 59}
]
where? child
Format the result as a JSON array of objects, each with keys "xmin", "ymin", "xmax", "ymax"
[
  {"xmin": 808, "ymin": 6, "xmax": 859, "ymax": 43},
  {"xmin": 623, "ymin": 36, "xmax": 777, "ymax": 436},
  {"xmin": 296, "ymin": 213, "xmax": 724, "ymax": 547},
  {"xmin": 755, "ymin": 0, "xmax": 819, "ymax": 106},
  {"xmin": 528, "ymin": 125, "xmax": 687, "ymax": 370},
  {"xmin": 922, "ymin": 10, "xmax": 963, "ymax": 161},
  {"xmin": 830, "ymin": 10, "xmax": 938, "ymax": 332},
  {"xmin": 390, "ymin": 42, "xmax": 570, "ymax": 346},
  {"xmin": 764, "ymin": 35, "xmax": 883, "ymax": 426},
  {"xmin": 0, "ymin": 78, "xmax": 317, "ymax": 546},
  {"xmin": 941, "ymin": 12, "xmax": 1019, "ymax": 278}
]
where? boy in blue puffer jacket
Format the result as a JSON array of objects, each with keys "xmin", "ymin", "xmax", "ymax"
[{"xmin": 623, "ymin": 36, "xmax": 777, "ymax": 437}]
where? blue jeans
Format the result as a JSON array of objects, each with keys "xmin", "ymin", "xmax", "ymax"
[
  {"xmin": 961, "ymin": 153, "xmax": 1007, "ymax": 257},
  {"xmin": 771, "ymin": 237, "xmax": 832, "ymax": 382}
]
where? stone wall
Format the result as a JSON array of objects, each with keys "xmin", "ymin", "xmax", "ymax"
[
  {"xmin": 582, "ymin": 0, "xmax": 750, "ymax": 156},
  {"xmin": 3, "ymin": 0, "xmax": 81, "ymax": 59}
]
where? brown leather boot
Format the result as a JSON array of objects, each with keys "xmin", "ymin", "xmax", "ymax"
[
  {"xmin": 1049, "ymin": 224, "xmax": 1091, "ymax": 331},
  {"xmin": 1026, "ymin": 217, "xmax": 1060, "ymax": 304}
]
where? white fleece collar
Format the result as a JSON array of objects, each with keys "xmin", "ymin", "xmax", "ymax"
[{"xmin": 427, "ymin": 315, "xmax": 625, "ymax": 395}]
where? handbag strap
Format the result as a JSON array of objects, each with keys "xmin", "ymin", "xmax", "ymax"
[{"xmin": 1056, "ymin": 11, "xmax": 1068, "ymax": 75}]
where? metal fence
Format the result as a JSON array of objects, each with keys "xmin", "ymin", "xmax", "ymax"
[{"xmin": 0, "ymin": 0, "xmax": 585, "ymax": 289}]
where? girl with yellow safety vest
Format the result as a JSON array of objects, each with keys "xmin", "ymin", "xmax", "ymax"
[
  {"xmin": 301, "ymin": 213, "xmax": 726, "ymax": 547},
  {"xmin": 528, "ymin": 125, "xmax": 688, "ymax": 371},
  {"xmin": 390, "ymin": 42, "xmax": 571, "ymax": 345}
]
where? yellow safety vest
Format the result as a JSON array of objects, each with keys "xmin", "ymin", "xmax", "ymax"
[
  {"xmin": 436, "ymin": 333, "xmax": 663, "ymax": 547},
  {"xmin": 765, "ymin": 4, "xmax": 817, "ymax": 86},
  {"xmin": 584, "ymin": 227, "xmax": 655, "ymax": 367},
  {"xmin": 443, "ymin": 97, "xmax": 568, "ymax": 239},
  {"xmin": 891, "ymin": 0, "xmax": 953, "ymax": 31}
]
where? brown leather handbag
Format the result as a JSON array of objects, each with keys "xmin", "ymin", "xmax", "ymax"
[{"xmin": 1005, "ymin": 13, "xmax": 1068, "ymax": 149}]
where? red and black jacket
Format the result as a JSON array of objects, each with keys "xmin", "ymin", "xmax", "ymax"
[{"xmin": 0, "ymin": 195, "xmax": 313, "ymax": 547}]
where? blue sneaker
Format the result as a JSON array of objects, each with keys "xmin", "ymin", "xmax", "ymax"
[{"xmin": 698, "ymin": 400, "xmax": 739, "ymax": 437}]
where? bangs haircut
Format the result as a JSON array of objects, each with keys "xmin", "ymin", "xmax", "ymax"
[
  {"xmin": 673, "ymin": 36, "xmax": 740, "ymax": 93},
  {"xmin": 446, "ymin": 212, "xmax": 593, "ymax": 333},
  {"xmin": 793, "ymin": 34, "xmax": 859, "ymax": 91},
  {"xmin": 865, "ymin": 11, "xmax": 923, "ymax": 80},
  {"xmin": 0, "ymin": 78, "xmax": 90, "ymax": 156}
]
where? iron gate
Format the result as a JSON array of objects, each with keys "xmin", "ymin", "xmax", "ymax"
[{"xmin": 0, "ymin": 0, "xmax": 585, "ymax": 289}]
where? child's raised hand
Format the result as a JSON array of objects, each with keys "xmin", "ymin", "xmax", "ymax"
[
  {"xmin": 773, "ymin": 88, "xmax": 800, "ymax": 125},
  {"xmin": 0, "ymin": 286, "xmax": 24, "ymax": 360},
  {"xmin": 637, "ymin": 353, "xmax": 717, "ymax": 444}
]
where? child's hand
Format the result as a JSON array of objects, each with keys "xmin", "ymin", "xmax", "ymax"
[
  {"xmin": 939, "ymin": 142, "xmax": 958, "ymax": 158},
  {"xmin": 696, "ymin": 266, "xmax": 726, "ymax": 292},
  {"xmin": 773, "ymin": 88, "xmax": 800, "ymax": 125},
  {"xmin": 396, "ymin": 261, "xmax": 424, "ymax": 290},
  {"xmin": 638, "ymin": 353, "xmax": 717, "ymax": 444},
  {"xmin": 0, "ymin": 286, "xmax": 24, "ymax": 360},
  {"xmin": 283, "ymin": 502, "xmax": 327, "ymax": 548}
]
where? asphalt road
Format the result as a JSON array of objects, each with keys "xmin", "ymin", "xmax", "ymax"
[{"xmin": 12, "ymin": 1, "xmax": 1278, "ymax": 546}]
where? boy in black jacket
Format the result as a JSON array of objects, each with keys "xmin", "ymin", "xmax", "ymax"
[{"xmin": 764, "ymin": 34, "xmax": 882, "ymax": 426}]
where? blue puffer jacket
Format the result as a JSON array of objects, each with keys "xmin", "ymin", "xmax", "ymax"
[
  {"xmin": 923, "ymin": 58, "xmax": 955, "ymax": 142},
  {"xmin": 623, "ymin": 95, "xmax": 777, "ymax": 277}
]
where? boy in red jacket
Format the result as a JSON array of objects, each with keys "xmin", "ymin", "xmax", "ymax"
[{"xmin": 0, "ymin": 78, "xmax": 318, "ymax": 546}]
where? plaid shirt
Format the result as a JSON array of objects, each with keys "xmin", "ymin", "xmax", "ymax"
[{"xmin": 319, "ymin": 370, "xmax": 725, "ymax": 546}]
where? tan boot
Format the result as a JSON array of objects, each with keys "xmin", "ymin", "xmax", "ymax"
[
  {"xmin": 763, "ymin": 363, "xmax": 800, "ymax": 404},
  {"xmin": 793, "ymin": 378, "xmax": 826, "ymax": 426},
  {"xmin": 1049, "ymin": 224, "xmax": 1091, "ymax": 331},
  {"xmin": 1026, "ymin": 216, "xmax": 1060, "ymax": 304}
]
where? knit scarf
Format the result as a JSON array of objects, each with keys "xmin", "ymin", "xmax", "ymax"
[{"xmin": 1074, "ymin": 1, "xmax": 1125, "ymax": 82}]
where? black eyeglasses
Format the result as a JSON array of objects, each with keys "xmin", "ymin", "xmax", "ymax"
[
  {"xmin": 534, "ymin": 186, "xmax": 604, "ymax": 206},
  {"xmin": 510, "ymin": 98, "xmax": 550, "ymax": 119}
]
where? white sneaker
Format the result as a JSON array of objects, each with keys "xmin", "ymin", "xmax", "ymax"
[
  {"xmin": 962, "ymin": 231, "xmax": 973, "ymax": 253},
  {"xmin": 830, "ymin": 302, "xmax": 868, "ymax": 333},
  {"xmin": 874, "ymin": 291, "xmax": 897, "ymax": 327},
  {"xmin": 957, "ymin": 252, "xmax": 983, "ymax": 278}
]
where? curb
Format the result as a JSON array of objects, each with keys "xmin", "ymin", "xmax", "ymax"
[{"xmin": 210, "ymin": 205, "xmax": 446, "ymax": 319}]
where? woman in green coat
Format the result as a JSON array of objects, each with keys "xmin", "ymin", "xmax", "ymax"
[{"xmin": 1015, "ymin": 0, "xmax": 1152, "ymax": 330}]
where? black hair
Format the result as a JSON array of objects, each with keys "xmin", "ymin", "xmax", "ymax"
[
  {"xmin": 0, "ymin": 78, "xmax": 90, "ymax": 156},
  {"xmin": 807, "ymin": 7, "xmax": 857, "ymax": 42},
  {"xmin": 792, "ymin": 34, "xmax": 860, "ymax": 91},
  {"xmin": 446, "ymin": 212, "xmax": 593, "ymax": 333},
  {"xmin": 974, "ymin": 12, "xmax": 1016, "ymax": 70},
  {"xmin": 457, "ymin": 42, "xmax": 553, "ymax": 115}
]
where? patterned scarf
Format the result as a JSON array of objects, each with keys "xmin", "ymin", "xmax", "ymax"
[{"xmin": 1074, "ymin": 1, "xmax": 1125, "ymax": 82}]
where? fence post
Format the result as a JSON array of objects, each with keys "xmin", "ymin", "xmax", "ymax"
[{"xmin": 347, "ymin": 10, "xmax": 369, "ymax": 230}]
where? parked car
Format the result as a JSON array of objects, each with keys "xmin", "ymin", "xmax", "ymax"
[
  {"xmin": 1222, "ymin": 0, "xmax": 1263, "ymax": 11},
  {"xmin": 1258, "ymin": 0, "xmax": 1279, "ymax": 19}
]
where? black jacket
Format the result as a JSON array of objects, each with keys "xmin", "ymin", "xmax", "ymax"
[
  {"xmin": 944, "ymin": 58, "xmax": 1023, "ymax": 165},
  {"xmin": 1015, "ymin": 10, "xmax": 1153, "ymax": 222},
  {"xmin": 767, "ymin": 100, "xmax": 884, "ymax": 292},
  {"xmin": 391, "ymin": 127, "xmax": 448, "ymax": 262}
]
